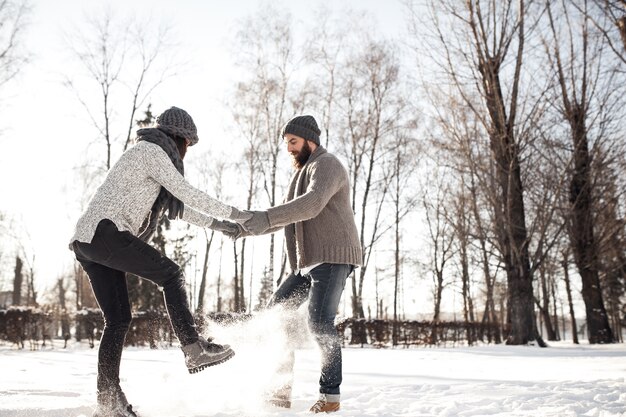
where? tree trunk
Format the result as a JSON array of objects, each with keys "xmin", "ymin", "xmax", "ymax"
[
  {"xmin": 562, "ymin": 254, "xmax": 579, "ymax": 344},
  {"xmin": 432, "ymin": 270, "xmax": 444, "ymax": 344},
  {"xmin": 217, "ymin": 239, "xmax": 224, "ymax": 312},
  {"xmin": 13, "ymin": 256, "xmax": 23, "ymax": 306},
  {"xmin": 487, "ymin": 124, "xmax": 542, "ymax": 346},
  {"xmin": 466, "ymin": 0, "xmax": 544, "ymax": 346},
  {"xmin": 550, "ymin": 274, "xmax": 561, "ymax": 341},
  {"xmin": 393, "ymin": 196, "xmax": 400, "ymax": 346},
  {"xmin": 233, "ymin": 242, "xmax": 240, "ymax": 312},
  {"xmin": 459, "ymin": 232, "xmax": 475, "ymax": 345},
  {"xmin": 197, "ymin": 230, "xmax": 215, "ymax": 313},
  {"xmin": 57, "ymin": 278, "xmax": 66, "ymax": 309},
  {"xmin": 469, "ymin": 176, "xmax": 501, "ymax": 343},
  {"xmin": 481, "ymin": 72, "xmax": 543, "ymax": 346},
  {"xmin": 375, "ymin": 268, "xmax": 380, "ymax": 319},
  {"xmin": 27, "ymin": 264, "xmax": 37, "ymax": 307},
  {"xmin": 539, "ymin": 264, "xmax": 557, "ymax": 341},
  {"xmin": 238, "ymin": 239, "xmax": 246, "ymax": 313},
  {"xmin": 544, "ymin": 1, "xmax": 614, "ymax": 344},
  {"xmin": 568, "ymin": 111, "xmax": 614, "ymax": 344}
]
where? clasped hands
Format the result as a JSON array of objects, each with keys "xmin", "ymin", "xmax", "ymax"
[{"xmin": 212, "ymin": 210, "xmax": 270, "ymax": 240}]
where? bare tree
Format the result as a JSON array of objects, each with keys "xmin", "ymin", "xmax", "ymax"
[
  {"xmin": 228, "ymin": 81, "xmax": 262, "ymax": 311},
  {"xmin": 451, "ymin": 178, "xmax": 478, "ymax": 345},
  {"xmin": 197, "ymin": 229, "xmax": 216, "ymax": 313},
  {"xmin": 388, "ymin": 121, "xmax": 420, "ymax": 345},
  {"xmin": 411, "ymin": 0, "xmax": 546, "ymax": 345},
  {"xmin": 561, "ymin": 248, "xmax": 580, "ymax": 343},
  {"xmin": 423, "ymin": 175, "xmax": 456, "ymax": 344},
  {"xmin": 578, "ymin": 1, "xmax": 626, "ymax": 63},
  {"xmin": 215, "ymin": 239, "xmax": 225, "ymax": 312},
  {"xmin": 544, "ymin": 0, "xmax": 617, "ymax": 343},
  {"xmin": 0, "ymin": 0, "xmax": 29, "ymax": 91},
  {"xmin": 24, "ymin": 254, "xmax": 36, "ymax": 306},
  {"xmin": 336, "ymin": 39, "xmax": 401, "ymax": 324},
  {"xmin": 593, "ymin": 151, "xmax": 626, "ymax": 341},
  {"xmin": 424, "ymin": 88, "xmax": 505, "ymax": 343},
  {"xmin": 230, "ymin": 5, "xmax": 302, "ymax": 309},
  {"xmin": 194, "ymin": 157, "xmax": 227, "ymax": 314},
  {"xmin": 3, "ymin": 220, "xmax": 39, "ymax": 307},
  {"xmin": 305, "ymin": 6, "xmax": 373, "ymax": 147},
  {"xmin": 65, "ymin": 8, "xmax": 178, "ymax": 171},
  {"xmin": 225, "ymin": 79, "xmax": 263, "ymax": 312},
  {"xmin": 12, "ymin": 255, "xmax": 22, "ymax": 305},
  {"xmin": 0, "ymin": 0, "xmax": 29, "ymax": 303},
  {"xmin": 305, "ymin": 10, "xmax": 408, "ymax": 343},
  {"xmin": 536, "ymin": 254, "xmax": 559, "ymax": 340},
  {"xmin": 65, "ymin": 9, "xmax": 125, "ymax": 171},
  {"xmin": 121, "ymin": 25, "xmax": 178, "ymax": 151}
]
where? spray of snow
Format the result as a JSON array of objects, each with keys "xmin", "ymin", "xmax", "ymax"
[{"xmin": 134, "ymin": 306, "xmax": 315, "ymax": 416}]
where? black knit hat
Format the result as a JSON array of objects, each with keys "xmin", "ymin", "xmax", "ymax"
[
  {"xmin": 282, "ymin": 115, "xmax": 321, "ymax": 145},
  {"xmin": 155, "ymin": 106, "xmax": 199, "ymax": 146}
]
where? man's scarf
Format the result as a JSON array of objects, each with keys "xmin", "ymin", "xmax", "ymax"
[{"xmin": 136, "ymin": 127, "xmax": 185, "ymax": 241}]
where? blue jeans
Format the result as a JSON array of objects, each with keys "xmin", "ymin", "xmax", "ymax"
[
  {"xmin": 268, "ymin": 263, "xmax": 352, "ymax": 396},
  {"xmin": 72, "ymin": 219, "xmax": 199, "ymax": 394}
]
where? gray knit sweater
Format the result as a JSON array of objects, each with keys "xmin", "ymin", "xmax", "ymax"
[
  {"xmin": 70, "ymin": 141, "xmax": 235, "ymax": 245},
  {"xmin": 266, "ymin": 146, "xmax": 363, "ymax": 270}
]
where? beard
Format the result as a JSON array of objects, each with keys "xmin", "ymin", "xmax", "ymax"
[{"xmin": 291, "ymin": 141, "xmax": 312, "ymax": 169}]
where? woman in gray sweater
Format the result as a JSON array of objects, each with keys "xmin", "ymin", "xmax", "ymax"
[{"xmin": 69, "ymin": 107, "xmax": 250, "ymax": 417}]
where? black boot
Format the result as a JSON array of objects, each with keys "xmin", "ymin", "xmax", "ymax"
[
  {"xmin": 93, "ymin": 388, "xmax": 138, "ymax": 417},
  {"xmin": 181, "ymin": 336, "xmax": 235, "ymax": 374}
]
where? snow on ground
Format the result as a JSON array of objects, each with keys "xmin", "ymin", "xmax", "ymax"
[{"xmin": 0, "ymin": 313, "xmax": 625, "ymax": 417}]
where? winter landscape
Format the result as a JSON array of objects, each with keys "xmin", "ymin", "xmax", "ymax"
[
  {"xmin": 1, "ymin": 311, "xmax": 625, "ymax": 417},
  {"xmin": 1, "ymin": 0, "xmax": 626, "ymax": 416}
]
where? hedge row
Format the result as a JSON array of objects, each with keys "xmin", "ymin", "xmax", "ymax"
[{"xmin": 0, "ymin": 307, "xmax": 502, "ymax": 349}]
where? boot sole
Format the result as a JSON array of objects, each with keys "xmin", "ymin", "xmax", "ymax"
[{"xmin": 187, "ymin": 349, "xmax": 235, "ymax": 374}]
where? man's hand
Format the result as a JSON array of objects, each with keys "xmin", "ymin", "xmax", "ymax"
[{"xmin": 243, "ymin": 210, "xmax": 270, "ymax": 235}]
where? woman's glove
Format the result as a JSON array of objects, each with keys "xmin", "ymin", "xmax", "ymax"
[
  {"xmin": 229, "ymin": 207, "xmax": 253, "ymax": 223},
  {"xmin": 210, "ymin": 219, "xmax": 244, "ymax": 239}
]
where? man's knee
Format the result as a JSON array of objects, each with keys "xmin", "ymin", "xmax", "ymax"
[
  {"xmin": 308, "ymin": 315, "xmax": 336, "ymax": 337},
  {"xmin": 308, "ymin": 320, "xmax": 340, "ymax": 351}
]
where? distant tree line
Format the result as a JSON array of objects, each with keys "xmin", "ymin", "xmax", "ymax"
[{"xmin": 0, "ymin": 306, "xmax": 556, "ymax": 349}]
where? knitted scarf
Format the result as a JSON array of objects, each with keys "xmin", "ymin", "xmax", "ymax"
[{"xmin": 136, "ymin": 128, "xmax": 185, "ymax": 241}]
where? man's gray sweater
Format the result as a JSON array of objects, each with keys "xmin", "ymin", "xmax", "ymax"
[{"xmin": 267, "ymin": 146, "xmax": 363, "ymax": 270}]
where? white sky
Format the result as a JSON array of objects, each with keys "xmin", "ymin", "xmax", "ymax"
[{"xmin": 0, "ymin": 0, "xmax": 411, "ymax": 300}]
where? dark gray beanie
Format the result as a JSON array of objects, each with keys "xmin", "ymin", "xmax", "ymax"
[
  {"xmin": 282, "ymin": 115, "xmax": 321, "ymax": 145},
  {"xmin": 155, "ymin": 106, "xmax": 199, "ymax": 146}
]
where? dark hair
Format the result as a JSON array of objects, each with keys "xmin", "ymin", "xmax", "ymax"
[{"xmin": 172, "ymin": 135, "xmax": 188, "ymax": 159}]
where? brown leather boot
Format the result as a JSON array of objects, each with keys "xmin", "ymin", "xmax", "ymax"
[
  {"xmin": 266, "ymin": 384, "xmax": 292, "ymax": 408},
  {"xmin": 309, "ymin": 399, "xmax": 340, "ymax": 413}
]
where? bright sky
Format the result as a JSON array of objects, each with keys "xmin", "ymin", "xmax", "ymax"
[{"xmin": 0, "ymin": 0, "xmax": 409, "ymax": 300}]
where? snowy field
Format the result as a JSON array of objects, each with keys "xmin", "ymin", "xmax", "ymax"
[{"xmin": 0, "ymin": 314, "xmax": 625, "ymax": 417}]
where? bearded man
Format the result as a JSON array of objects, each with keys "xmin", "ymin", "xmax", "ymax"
[{"xmin": 238, "ymin": 115, "xmax": 363, "ymax": 414}]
